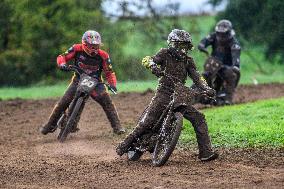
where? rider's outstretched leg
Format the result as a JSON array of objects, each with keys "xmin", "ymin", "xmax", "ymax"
[
  {"xmin": 92, "ymin": 91, "xmax": 125, "ymax": 135},
  {"xmin": 40, "ymin": 77, "xmax": 78, "ymax": 135},
  {"xmin": 219, "ymin": 68, "xmax": 238, "ymax": 105},
  {"xmin": 183, "ymin": 106, "xmax": 218, "ymax": 161},
  {"xmin": 116, "ymin": 90, "xmax": 171, "ymax": 156}
]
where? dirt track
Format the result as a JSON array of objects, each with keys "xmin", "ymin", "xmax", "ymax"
[{"xmin": 0, "ymin": 83, "xmax": 284, "ymax": 188}]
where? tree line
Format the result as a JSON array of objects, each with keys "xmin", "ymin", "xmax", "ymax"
[{"xmin": 0, "ymin": 0, "xmax": 282, "ymax": 86}]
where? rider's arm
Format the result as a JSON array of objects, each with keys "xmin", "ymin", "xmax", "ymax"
[
  {"xmin": 57, "ymin": 44, "xmax": 81, "ymax": 67},
  {"xmin": 187, "ymin": 57, "xmax": 209, "ymax": 90},
  {"xmin": 141, "ymin": 48, "xmax": 167, "ymax": 69},
  {"xmin": 198, "ymin": 33, "xmax": 214, "ymax": 55},
  {"xmin": 231, "ymin": 39, "xmax": 241, "ymax": 68},
  {"xmin": 100, "ymin": 50, "xmax": 117, "ymax": 88}
]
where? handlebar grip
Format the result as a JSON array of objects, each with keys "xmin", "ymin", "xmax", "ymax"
[{"xmin": 106, "ymin": 84, "xmax": 117, "ymax": 94}]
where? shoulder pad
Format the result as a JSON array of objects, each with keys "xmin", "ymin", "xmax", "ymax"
[
  {"xmin": 206, "ymin": 33, "xmax": 215, "ymax": 42},
  {"xmin": 73, "ymin": 44, "xmax": 83, "ymax": 51},
  {"xmin": 65, "ymin": 44, "xmax": 83, "ymax": 54},
  {"xmin": 98, "ymin": 49, "xmax": 109, "ymax": 59}
]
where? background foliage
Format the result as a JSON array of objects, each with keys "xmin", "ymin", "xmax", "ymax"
[
  {"xmin": 210, "ymin": 0, "xmax": 284, "ymax": 62},
  {"xmin": 0, "ymin": 0, "xmax": 283, "ymax": 87}
]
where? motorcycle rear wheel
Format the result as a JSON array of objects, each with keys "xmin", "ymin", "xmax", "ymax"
[{"xmin": 152, "ymin": 112, "xmax": 183, "ymax": 167}]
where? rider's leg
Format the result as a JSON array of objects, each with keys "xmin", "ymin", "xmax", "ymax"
[
  {"xmin": 40, "ymin": 75, "xmax": 78, "ymax": 135},
  {"xmin": 220, "ymin": 68, "xmax": 238, "ymax": 104},
  {"xmin": 214, "ymin": 74, "xmax": 225, "ymax": 105},
  {"xmin": 183, "ymin": 106, "xmax": 218, "ymax": 161},
  {"xmin": 91, "ymin": 84, "xmax": 125, "ymax": 135},
  {"xmin": 116, "ymin": 90, "xmax": 171, "ymax": 156}
]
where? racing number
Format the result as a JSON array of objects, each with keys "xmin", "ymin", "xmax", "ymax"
[{"xmin": 81, "ymin": 79, "xmax": 95, "ymax": 88}]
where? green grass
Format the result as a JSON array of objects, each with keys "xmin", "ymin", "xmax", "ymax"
[
  {"xmin": 0, "ymin": 80, "xmax": 158, "ymax": 100},
  {"xmin": 180, "ymin": 97, "xmax": 284, "ymax": 148}
]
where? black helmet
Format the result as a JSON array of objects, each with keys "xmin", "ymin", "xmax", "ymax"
[
  {"xmin": 167, "ymin": 29, "xmax": 194, "ymax": 54},
  {"xmin": 215, "ymin": 19, "xmax": 235, "ymax": 42},
  {"xmin": 215, "ymin": 19, "xmax": 232, "ymax": 33}
]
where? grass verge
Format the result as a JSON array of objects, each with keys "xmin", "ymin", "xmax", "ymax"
[{"xmin": 180, "ymin": 97, "xmax": 284, "ymax": 148}]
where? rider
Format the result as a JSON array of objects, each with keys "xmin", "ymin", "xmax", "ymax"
[
  {"xmin": 40, "ymin": 30, "xmax": 125, "ymax": 135},
  {"xmin": 116, "ymin": 29, "xmax": 218, "ymax": 161},
  {"xmin": 198, "ymin": 19, "xmax": 241, "ymax": 105}
]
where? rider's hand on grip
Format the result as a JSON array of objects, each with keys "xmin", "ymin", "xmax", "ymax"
[
  {"xmin": 142, "ymin": 56, "xmax": 154, "ymax": 69},
  {"xmin": 60, "ymin": 64, "xmax": 70, "ymax": 72},
  {"xmin": 232, "ymin": 66, "xmax": 240, "ymax": 73}
]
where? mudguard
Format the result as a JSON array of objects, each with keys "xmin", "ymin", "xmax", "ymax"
[{"xmin": 173, "ymin": 83, "xmax": 197, "ymax": 110}]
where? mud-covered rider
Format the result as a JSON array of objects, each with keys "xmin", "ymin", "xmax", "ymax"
[
  {"xmin": 116, "ymin": 29, "xmax": 218, "ymax": 161},
  {"xmin": 40, "ymin": 30, "xmax": 125, "ymax": 135},
  {"xmin": 198, "ymin": 19, "xmax": 241, "ymax": 105}
]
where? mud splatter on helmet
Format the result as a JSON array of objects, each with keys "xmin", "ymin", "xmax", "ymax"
[
  {"xmin": 167, "ymin": 29, "xmax": 194, "ymax": 54},
  {"xmin": 82, "ymin": 30, "xmax": 102, "ymax": 56}
]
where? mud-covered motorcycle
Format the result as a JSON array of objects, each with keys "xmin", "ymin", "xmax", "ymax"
[
  {"xmin": 202, "ymin": 56, "xmax": 240, "ymax": 105},
  {"xmin": 126, "ymin": 70, "xmax": 214, "ymax": 166},
  {"xmin": 56, "ymin": 65, "xmax": 117, "ymax": 143}
]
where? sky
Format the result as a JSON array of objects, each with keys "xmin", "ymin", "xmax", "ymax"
[{"xmin": 103, "ymin": 0, "xmax": 225, "ymax": 15}]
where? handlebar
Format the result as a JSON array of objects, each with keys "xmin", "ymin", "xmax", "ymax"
[
  {"xmin": 151, "ymin": 65, "xmax": 216, "ymax": 100},
  {"xmin": 68, "ymin": 65, "xmax": 117, "ymax": 94},
  {"xmin": 68, "ymin": 65, "xmax": 86, "ymax": 75}
]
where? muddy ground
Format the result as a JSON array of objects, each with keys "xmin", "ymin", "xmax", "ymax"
[{"xmin": 0, "ymin": 83, "xmax": 283, "ymax": 189}]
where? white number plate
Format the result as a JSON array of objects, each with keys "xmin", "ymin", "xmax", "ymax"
[{"xmin": 81, "ymin": 79, "xmax": 95, "ymax": 88}]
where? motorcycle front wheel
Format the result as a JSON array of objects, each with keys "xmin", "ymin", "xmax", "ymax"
[
  {"xmin": 152, "ymin": 112, "xmax": 183, "ymax": 167},
  {"xmin": 58, "ymin": 97, "xmax": 84, "ymax": 143}
]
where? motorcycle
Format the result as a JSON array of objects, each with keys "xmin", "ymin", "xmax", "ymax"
[
  {"xmin": 56, "ymin": 65, "xmax": 117, "ymax": 143},
  {"xmin": 202, "ymin": 56, "xmax": 240, "ymax": 105},
  {"xmin": 126, "ymin": 71, "xmax": 215, "ymax": 166}
]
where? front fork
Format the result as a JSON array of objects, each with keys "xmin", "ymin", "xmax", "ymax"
[{"xmin": 57, "ymin": 91, "xmax": 87, "ymax": 129}]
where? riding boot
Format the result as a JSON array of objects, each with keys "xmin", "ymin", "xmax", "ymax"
[
  {"xmin": 116, "ymin": 125, "xmax": 146, "ymax": 156},
  {"xmin": 93, "ymin": 94, "xmax": 125, "ymax": 135},
  {"xmin": 183, "ymin": 106, "xmax": 218, "ymax": 161},
  {"xmin": 40, "ymin": 77, "xmax": 78, "ymax": 135}
]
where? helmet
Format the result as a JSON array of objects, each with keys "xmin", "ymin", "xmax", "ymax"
[
  {"xmin": 167, "ymin": 29, "xmax": 193, "ymax": 54},
  {"xmin": 82, "ymin": 30, "xmax": 102, "ymax": 56},
  {"xmin": 215, "ymin": 19, "xmax": 232, "ymax": 33},
  {"xmin": 215, "ymin": 20, "xmax": 234, "ymax": 42}
]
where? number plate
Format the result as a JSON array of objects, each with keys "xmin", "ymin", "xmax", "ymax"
[{"xmin": 81, "ymin": 78, "xmax": 95, "ymax": 88}]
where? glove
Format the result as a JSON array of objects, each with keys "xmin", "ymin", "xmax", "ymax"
[
  {"xmin": 142, "ymin": 56, "xmax": 154, "ymax": 69},
  {"xmin": 60, "ymin": 64, "xmax": 70, "ymax": 72},
  {"xmin": 232, "ymin": 66, "xmax": 240, "ymax": 73}
]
